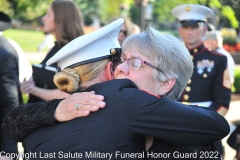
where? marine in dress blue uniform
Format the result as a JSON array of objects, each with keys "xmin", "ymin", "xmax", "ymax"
[
  {"xmin": 172, "ymin": 4, "xmax": 231, "ymax": 116},
  {"xmin": 172, "ymin": 4, "xmax": 232, "ymax": 156},
  {"xmin": 180, "ymin": 44, "xmax": 231, "ymax": 114}
]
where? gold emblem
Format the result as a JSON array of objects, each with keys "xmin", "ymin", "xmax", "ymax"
[
  {"xmin": 187, "ymin": 79, "xmax": 191, "ymax": 84},
  {"xmin": 185, "ymin": 86, "xmax": 191, "ymax": 92},
  {"xmin": 184, "ymin": 95, "xmax": 189, "ymax": 100},
  {"xmin": 193, "ymin": 48, "xmax": 198, "ymax": 53},
  {"xmin": 110, "ymin": 48, "xmax": 116, "ymax": 55},
  {"xmin": 203, "ymin": 73, "xmax": 207, "ymax": 78},
  {"xmin": 185, "ymin": 6, "xmax": 191, "ymax": 12}
]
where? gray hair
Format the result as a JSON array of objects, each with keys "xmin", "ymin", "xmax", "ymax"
[{"xmin": 122, "ymin": 25, "xmax": 193, "ymax": 100}]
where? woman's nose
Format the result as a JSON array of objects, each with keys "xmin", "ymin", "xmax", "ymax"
[{"xmin": 113, "ymin": 61, "xmax": 129, "ymax": 78}]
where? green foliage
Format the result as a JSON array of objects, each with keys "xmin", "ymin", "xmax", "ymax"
[
  {"xmin": 1, "ymin": 0, "xmax": 239, "ymax": 30},
  {"xmin": 75, "ymin": 0, "xmax": 133, "ymax": 25},
  {"xmin": 233, "ymin": 68, "xmax": 240, "ymax": 93},
  {"xmin": 4, "ymin": 28, "xmax": 46, "ymax": 52},
  {"xmin": 9, "ymin": 0, "xmax": 53, "ymax": 22},
  {"xmin": 22, "ymin": 93, "xmax": 29, "ymax": 104},
  {"xmin": 136, "ymin": 0, "xmax": 239, "ymax": 29},
  {"xmin": 221, "ymin": 6, "xmax": 239, "ymax": 28},
  {"xmin": 223, "ymin": 36, "xmax": 237, "ymax": 45},
  {"xmin": 0, "ymin": 0, "xmax": 14, "ymax": 16}
]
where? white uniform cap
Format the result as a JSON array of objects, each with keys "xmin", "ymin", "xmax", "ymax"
[
  {"xmin": 46, "ymin": 18, "xmax": 124, "ymax": 70},
  {"xmin": 171, "ymin": 4, "xmax": 214, "ymax": 26}
]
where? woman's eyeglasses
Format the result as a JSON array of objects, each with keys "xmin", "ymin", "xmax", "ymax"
[
  {"xmin": 120, "ymin": 56, "xmax": 163, "ymax": 72},
  {"xmin": 119, "ymin": 30, "xmax": 127, "ymax": 36}
]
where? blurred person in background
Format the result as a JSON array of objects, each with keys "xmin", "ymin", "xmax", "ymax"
[
  {"xmin": 0, "ymin": 12, "xmax": 22, "ymax": 159},
  {"xmin": 172, "ymin": 4, "xmax": 231, "ymax": 158},
  {"xmin": 8, "ymin": 39, "xmax": 32, "ymax": 83},
  {"xmin": 205, "ymin": 22, "xmax": 216, "ymax": 31},
  {"xmin": 132, "ymin": 23, "xmax": 141, "ymax": 34},
  {"xmin": 0, "ymin": 12, "xmax": 32, "ymax": 84},
  {"xmin": 108, "ymin": 17, "xmax": 134, "ymax": 46},
  {"xmin": 37, "ymin": 32, "xmax": 54, "ymax": 51},
  {"xmin": 203, "ymin": 30, "xmax": 235, "ymax": 84},
  {"xmin": 21, "ymin": 0, "xmax": 85, "ymax": 103}
]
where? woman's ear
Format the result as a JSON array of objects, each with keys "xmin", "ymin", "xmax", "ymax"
[
  {"xmin": 158, "ymin": 78, "xmax": 176, "ymax": 95},
  {"xmin": 106, "ymin": 62, "xmax": 114, "ymax": 80}
]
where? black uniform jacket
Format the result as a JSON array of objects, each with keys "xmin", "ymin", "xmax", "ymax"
[
  {"xmin": 0, "ymin": 36, "xmax": 22, "ymax": 153},
  {"xmin": 3, "ymin": 79, "xmax": 229, "ymax": 159},
  {"xmin": 179, "ymin": 43, "xmax": 231, "ymax": 113},
  {"xmin": 227, "ymin": 124, "xmax": 240, "ymax": 150}
]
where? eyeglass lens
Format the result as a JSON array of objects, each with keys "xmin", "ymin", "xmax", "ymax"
[{"xmin": 120, "ymin": 56, "xmax": 142, "ymax": 70}]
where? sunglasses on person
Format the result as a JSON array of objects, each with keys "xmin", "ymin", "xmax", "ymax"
[{"xmin": 119, "ymin": 30, "xmax": 127, "ymax": 36}]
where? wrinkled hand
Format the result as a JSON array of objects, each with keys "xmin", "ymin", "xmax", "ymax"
[
  {"xmin": 21, "ymin": 76, "xmax": 35, "ymax": 94},
  {"xmin": 55, "ymin": 91, "xmax": 106, "ymax": 122}
]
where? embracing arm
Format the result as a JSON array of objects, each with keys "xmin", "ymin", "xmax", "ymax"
[
  {"xmin": 2, "ymin": 99, "xmax": 61, "ymax": 142},
  {"xmin": 2, "ymin": 92, "xmax": 105, "ymax": 142},
  {"xmin": 119, "ymin": 88, "xmax": 230, "ymax": 145}
]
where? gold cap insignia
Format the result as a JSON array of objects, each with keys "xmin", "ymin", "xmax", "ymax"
[
  {"xmin": 185, "ymin": 6, "xmax": 191, "ymax": 12},
  {"xmin": 110, "ymin": 48, "xmax": 116, "ymax": 55}
]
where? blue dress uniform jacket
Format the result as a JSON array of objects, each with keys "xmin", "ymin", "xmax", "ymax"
[
  {"xmin": 179, "ymin": 43, "xmax": 231, "ymax": 116},
  {"xmin": 10, "ymin": 79, "xmax": 229, "ymax": 159}
]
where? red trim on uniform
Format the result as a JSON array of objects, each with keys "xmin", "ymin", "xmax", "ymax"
[
  {"xmin": 188, "ymin": 43, "xmax": 205, "ymax": 56},
  {"xmin": 207, "ymin": 50, "xmax": 224, "ymax": 57},
  {"xmin": 139, "ymin": 90, "xmax": 161, "ymax": 99},
  {"xmin": 217, "ymin": 105, "xmax": 228, "ymax": 112},
  {"xmin": 181, "ymin": 90, "xmax": 186, "ymax": 102}
]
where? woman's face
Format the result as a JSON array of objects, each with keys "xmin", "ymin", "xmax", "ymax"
[
  {"xmin": 118, "ymin": 24, "xmax": 127, "ymax": 46},
  {"xmin": 42, "ymin": 6, "xmax": 56, "ymax": 34},
  {"xmin": 114, "ymin": 49, "xmax": 161, "ymax": 95}
]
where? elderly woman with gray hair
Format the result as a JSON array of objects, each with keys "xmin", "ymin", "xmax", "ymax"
[{"xmin": 3, "ymin": 19, "xmax": 228, "ymax": 158}]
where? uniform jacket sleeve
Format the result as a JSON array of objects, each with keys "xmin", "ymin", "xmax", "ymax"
[
  {"xmin": 116, "ymin": 80, "xmax": 229, "ymax": 145},
  {"xmin": 0, "ymin": 51, "xmax": 19, "ymax": 117},
  {"xmin": 210, "ymin": 55, "xmax": 231, "ymax": 113},
  {"xmin": 2, "ymin": 99, "xmax": 61, "ymax": 142},
  {"xmin": 0, "ymin": 50, "xmax": 20, "ymax": 150}
]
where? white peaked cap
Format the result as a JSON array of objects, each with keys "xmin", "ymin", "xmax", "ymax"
[
  {"xmin": 171, "ymin": 4, "xmax": 214, "ymax": 22},
  {"xmin": 46, "ymin": 18, "xmax": 124, "ymax": 70}
]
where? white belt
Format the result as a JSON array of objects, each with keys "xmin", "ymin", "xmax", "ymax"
[{"xmin": 182, "ymin": 101, "xmax": 212, "ymax": 108}]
